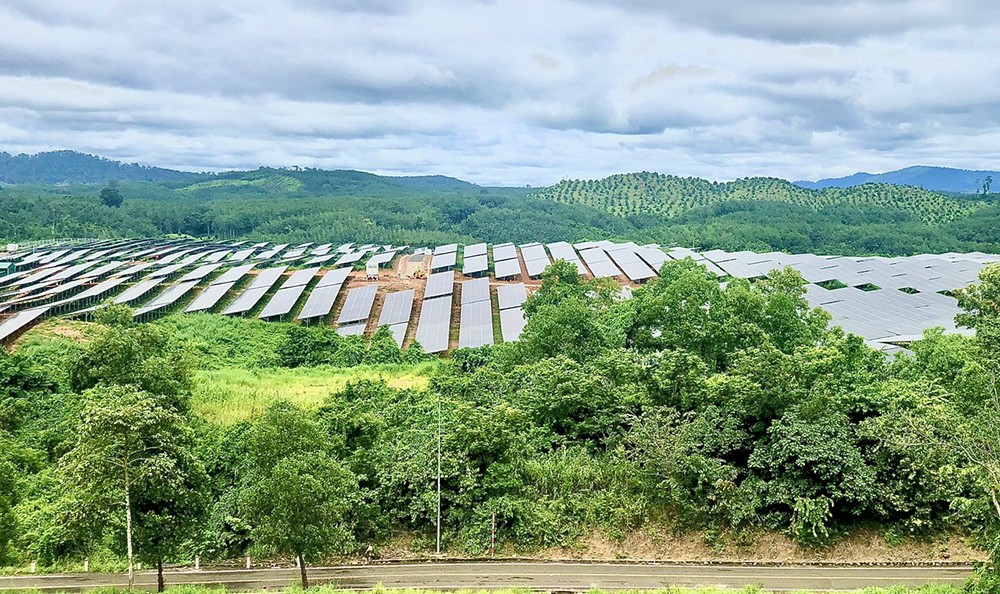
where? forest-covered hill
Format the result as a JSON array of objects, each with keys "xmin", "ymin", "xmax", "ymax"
[{"xmin": 3, "ymin": 161, "xmax": 1000, "ymax": 256}]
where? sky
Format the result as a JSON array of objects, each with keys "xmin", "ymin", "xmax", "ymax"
[{"xmin": 1, "ymin": 0, "xmax": 999, "ymax": 186}]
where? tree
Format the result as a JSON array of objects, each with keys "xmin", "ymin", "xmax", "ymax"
[
  {"xmin": 0, "ymin": 437, "xmax": 18, "ymax": 564},
  {"xmin": 956, "ymin": 263, "xmax": 1000, "ymax": 359},
  {"xmin": 243, "ymin": 453, "xmax": 359, "ymax": 587},
  {"xmin": 61, "ymin": 385, "xmax": 208, "ymax": 591},
  {"xmin": 100, "ymin": 180, "xmax": 124, "ymax": 208},
  {"xmin": 71, "ymin": 306, "xmax": 192, "ymax": 408},
  {"xmin": 240, "ymin": 403, "xmax": 360, "ymax": 587}
]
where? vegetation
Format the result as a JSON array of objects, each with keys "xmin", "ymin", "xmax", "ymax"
[
  {"xmin": 1, "ymin": 259, "xmax": 999, "ymax": 594},
  {"xmin": 4, "ymin": 166, "xmax": 1000, "ymax": 255}
]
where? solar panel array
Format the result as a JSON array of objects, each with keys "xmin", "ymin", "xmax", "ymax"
[
  {"xmin": 415, "ymin": 292, "xmax": 452, "ymax": 353},
  {"xmin": 258, "ymin": 267, "xmax": 320, "ymax": 319},
  {"xmin": 2, "ymin": 238, "xmax": 997, "ymax": 356},
  {"xmin": 377, "ymin": 289, "xmax": 415, "ymax": 346}
]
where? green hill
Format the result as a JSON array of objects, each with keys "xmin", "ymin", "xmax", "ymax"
[{"xmin": 534, "ymin": 172, "xmax": 984, "ymax": 225}]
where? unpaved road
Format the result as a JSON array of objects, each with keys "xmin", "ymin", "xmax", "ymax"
[{"xmin": 0, "ymin": 561, "xmax": 974, "ymax": 592}]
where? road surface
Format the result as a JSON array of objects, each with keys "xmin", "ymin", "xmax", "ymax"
[{"xmin": 0, "ymin": 561, "xmax": 974, "ymax": 592}]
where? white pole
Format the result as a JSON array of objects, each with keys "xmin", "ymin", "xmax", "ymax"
[{"xmin": 436, "ymin": 393, "xmax": 442, "ymax": 555}]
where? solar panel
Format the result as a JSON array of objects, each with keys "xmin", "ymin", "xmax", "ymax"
[
  {"xmin": 424, "ymin": 271, "xmax": 455, "ymax": 299},
  {"xmin": 255, "ymin": 267, "xmax": 320, "ymax": 319},
  {"xmin": 493, "ymin": 243, "xmax": 517, "ymax": 262},
  {"xmin": 464, "ymin": 243, "xmax": 487, "ymax": 258},
  {"xmin": 10, "ymin": 266, "xmax": 66, "ymax": 288},
  {"xmin": 494, "ymin": 258, "xmax": 521, "ymax": 279},
  {"xmin": 458, "ymin": 299, "xmax": 494, "ymax": 348},
  {"xmin": 367, "ymin": 251, "xmax": 398, "ymax": 268},
  {"xmin": 499, "ymin": 307, "xmax": 527, "ymax": 342},
  {"xmin": 387, "ymin": 323, "xmax": 408, "ymax": 346},
  {"xmin": 220, "ymin": 266, "xmax": 288, "ymax": 315},
  {"xmin": 462, "ymin": 254, "xmax": 488, "ymax": 275},
  {"xmin": 0, "ymin": 270, "xmax": 34, "ymax": 288},
  {"xmin": 378, "ymin": 290, "xmax": 415, "ymax": 326},
  {"xmin": 52, "ymin": 276, "xmax": 131, "ymax": 307},
  {"xmin": 520, "ymin": 243, "xmax": 548, "ymax": 263},
  {"xmin": 135, "ymin": 280, "xmax": 200, "ymax": 315},
  {"xmin": 415, "ymin": 295, "xmax": 452, "ymax": 353},
  {"xmin": 284, "ymin": 267, "xmax": 321, "ymax": 287},
  {"xmin": 338, "ymin": 284, "xmax": 378, "ymax": 324},
  {"xmin": 212, "ymin": 264, "xmax": 256, "ymax": 285},
  {"xmin": 114, "ymin": 278, "xmax": 165, "ymax": 304},
  {"xmin": 297, "ymin": 283, "xmax": 343, "ymax": 320},
  {"xmin": 78, "ymin": 261, "xmax": 126, "ymax": 280},
  {"xmin": 337, "ymin": 323, "xmax": 367, "ymax": 337},
  {"xmin": 185, "ymin": 282, "xmax": 236, "ymax": 313},
  {"xmin": 202, "ymin": 250, "xmax": 232, "ymax": 263},
  {"xmin": 113, "ymin": 262, "xmax": 153, "ymax": 278},
  {"xmin": 246, "ymin": 266, "xmax": 290, "ymax": 290},
  {"xmin": 46, "ymin": 262, "xmax": 99, "ymax": 283},
  {"xmin": 461, "ymin": 277, "xmax": 491, "ymax": 304},
  {"xmin": 50, "ymin": 249, "xmax": 91, "ymax": 266},
  {"xmin": 221, "ymin": 286, "xmax": 270, "ymax": 315},
  {"xmin": 430, "ymin": 251, "xmax": 457, "ymax": 270},
  {"xmin": 258, "ymin": 285, "xmax": 310, "ymax": 319},
  {"xmin": 606, "ymin": 247, "xmax": 656, "ymax": 282},
  {"xmin": 38, "ymin": 249, "xmax": 70, "ymax": 265},
  {"xmin": 316, "ymin": 267, "xmax": 352, "ymax": 288},
  {"xmin": 497, "ymin": 283, "xmax": 528, "ymax": 310},
  {"xmin": 148, "ymin": 263, "xmax": 187, "ymax": 278},
  {"xmin": 335, "ymin": 251, "xmax": 365, "ymax": 267},
  {"xmin": 179, "ymin": 263, "xmax": 223, "ymax": 283},
  {"xmin": 0, "ymin": 307, "xmax": 50, "ymax": 342},
  {"xmin": 281, "ymin": 248, "xmax": 308, "ymax": 260},
  {"xmin": 178, "ymin": 252, "xmax": 209, "ymax": 266},
  {"xmin": 230, "ymin": 248, "xmax": 257, "ymax": 262},
  {"xmin": 525, "ymin": 257, "xmax": 551, "ymax": 277},
  {"xmin": 578, "ymin": 248, "xmax": 622, "ymax": 278},
  {"xmin": 305, "ymin": 254, "xmax": 337, "ymax": 265},
  {"xmin": 3, "ymin": 278, "xmax": 83, "ymax": 308},
  {"xmin": 434, "ymin": 243, "xmax": 459, "ymax": 255}
]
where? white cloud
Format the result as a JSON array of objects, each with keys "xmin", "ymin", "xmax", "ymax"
[{"xmin": 1, "ymin": 0, "xmax": 999, "ymax": 185}]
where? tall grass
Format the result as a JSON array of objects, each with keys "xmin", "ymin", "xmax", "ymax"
[{"xmin": 192, "ymin": 361, "xmax": 441, "ymax": 424}]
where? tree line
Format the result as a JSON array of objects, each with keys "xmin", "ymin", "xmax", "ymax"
[
  {"xmin": 4, "ymin": 168, "xmax": 1000, "ymax": 255},
  {"xmin": 1, "ymin": 259, "xmax": 999, "ymax": 592}
]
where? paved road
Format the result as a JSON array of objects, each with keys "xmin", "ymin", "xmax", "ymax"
[{"xmin": 0, "ymin": 562, "xmax": 974, "ymax": 592}]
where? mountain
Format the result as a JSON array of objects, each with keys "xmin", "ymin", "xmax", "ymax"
[
  {"xmin": 0, "ymin": 150, "xmax": 204, "ymax": 184},
  {"xmin": 533, "ymin": 171, "xmax": 983, "ymax": 225},
  {"xmin": 0, "ymin": 150, "xmax": 485, "ymax": 191},
  {"xmin": 795, "ymin": 165, "xmax": 1000, "ymax": 193}
]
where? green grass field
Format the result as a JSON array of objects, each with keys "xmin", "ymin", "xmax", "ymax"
[{"xmin": 192, "ymin": 361, "xmax": 441, "ymax": 424}]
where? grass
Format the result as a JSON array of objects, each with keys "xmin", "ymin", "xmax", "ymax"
[{"xmin": 192, "ymin": 360, "xmax": 441, "ymax": 424}]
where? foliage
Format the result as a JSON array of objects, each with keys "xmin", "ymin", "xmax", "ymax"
[
  {"xmin": 60, "ymin": 385, "xmax": 208, "ymax": 590},
  {"xmin": 4, "ymin": 167, "xmax": 1000, "ymax": 256},
  {"xmin": 99, "ymin": 180, "xmax": 124, "ymax": 208},
  {"xmin": 4, "ymin": 258, "xmax": 1000, "ymax": 570}
]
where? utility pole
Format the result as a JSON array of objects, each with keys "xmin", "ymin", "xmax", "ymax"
[{"xmin": 436, "ymin": 392, "xmax": 442, "ymax": 555}]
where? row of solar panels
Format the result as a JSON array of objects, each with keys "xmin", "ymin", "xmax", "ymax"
[
  {"xmin": 414, "ymin": 274, "xmax": 530, "ymax": 353},
  {"xmin": 2, "ymin": 238, "xmax": 998, "ymax": 354}
]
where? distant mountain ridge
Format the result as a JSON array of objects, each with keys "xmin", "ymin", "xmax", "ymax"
[
  {"xmin": 795, "ymin": 165, "xmax": 1000, "ymax": 193},
  {"xmin": 0, "ymin": 150, "xmax": 478, "ymax": 189},
  {"xmin": 0, "ymin": 150, "xmax": 203, "ymax": 185}
]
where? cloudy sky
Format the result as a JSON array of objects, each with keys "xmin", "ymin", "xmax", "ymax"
[{"xmin": 1, "ymin": 0, "xmax": 998, "ymax": 185}]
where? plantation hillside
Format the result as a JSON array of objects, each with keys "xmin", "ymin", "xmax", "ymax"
[{"xmin": 534, "ymin": 172, "xmax": 984, "ymax": 224}]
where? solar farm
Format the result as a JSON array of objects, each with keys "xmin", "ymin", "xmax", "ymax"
[{"xmin": 0, "ymin": 238, "xmax": 994, "ymax": 354}]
